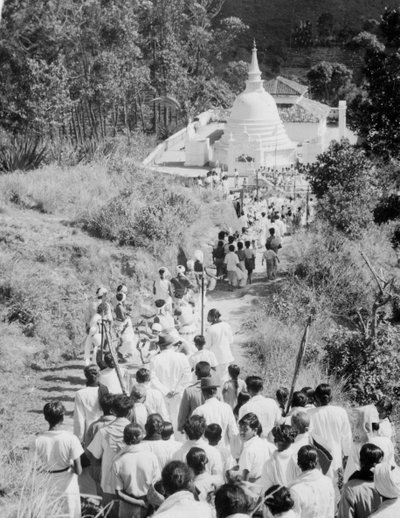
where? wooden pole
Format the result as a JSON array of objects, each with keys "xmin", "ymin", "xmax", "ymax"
[
  {"xmin": 284, "ymin": 316, "xmax": 312, "ymax": 416},
  {"xmin": 200, "ymin": 271, "xmax": 205, "ymax": 335}
]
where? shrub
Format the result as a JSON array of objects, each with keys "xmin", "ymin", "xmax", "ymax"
[
  {"xmin": 317, "ymin": 326, "xmax": 400, "ymax": 404},
  {"xmin": 307, "ymin": 140, "xmax": 380, "ymax": 236},
  {"xmin": 374, "ymin": 194, "xmax": 400, "ymax": 224},
  {"xmin": 0, "ymin": 137, "xmax": 47, "ymax": 173}
]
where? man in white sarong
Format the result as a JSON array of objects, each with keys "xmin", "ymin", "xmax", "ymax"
[
  {"xmin": 308, "ymin": 384, "xmax": 352, "ymax": 475},
  {"xmin": 149, "ymin": 334, "xmax": 192, "ymax": 433},
  {"xmin": 73, "ymin": 365, "xmax": 102, "ymax": 445},
  {"xmin": 205, "ymin": 308, "xmax": 234, "ymax": 383}
]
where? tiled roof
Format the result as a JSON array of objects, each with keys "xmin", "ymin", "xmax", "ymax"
[
  {"xmin": 264, "ymin": 76, "xmax": 308, "ymax": 96},
  {"xmin": 278, "ymin": 98, "xmax": 330, "ymax": 123}
]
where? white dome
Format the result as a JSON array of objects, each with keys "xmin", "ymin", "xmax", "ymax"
[{"xmin": 230, "ymin": 89, "xmax": 280, "ymax": 123}]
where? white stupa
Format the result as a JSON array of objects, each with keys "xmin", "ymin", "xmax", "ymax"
[{"xmin": 214, "ymin": 42, "xmax": 297, "ymax": 171}]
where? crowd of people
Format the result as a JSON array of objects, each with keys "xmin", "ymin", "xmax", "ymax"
[{"xmin": 30, "ymin": 225, "xmax": 399, "ymax": 518}]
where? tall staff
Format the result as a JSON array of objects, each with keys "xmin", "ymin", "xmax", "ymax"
[
  {"xmin": 284, "ymin": 316, "xmax": 312, "ymax": 416},
  {"xmin": 195, "ymin": 249, "xmax": 205, "ymax": 335}
]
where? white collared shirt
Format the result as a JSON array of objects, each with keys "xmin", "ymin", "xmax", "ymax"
[
  {"xmin": 150, "ymin": 349, "xmax": 192, "ymax": 396},
  {"xmin": 192, "ymin": 397, "xmax": 238, "ymax": 449},
  {"xmin": 238, "ymin": 395, "xmax": 281, "ymax": 438}
]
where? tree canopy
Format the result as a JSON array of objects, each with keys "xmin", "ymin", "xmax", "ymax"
[
  {"xmin": 348, "ymin": 7, "xmax": 400, "ymax": 160},
  {"xmin": 0, "ymin": 0, "xmax": 248, "ymax": 141},
  {"xmin": 307, "ymin": 139, "xmax": 380, "ymax": 236}
]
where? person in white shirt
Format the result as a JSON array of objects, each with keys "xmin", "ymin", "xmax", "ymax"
[
  {"xmin": 129, "ymin": 384, "xmax": 148, "ymax": 430},
  {"xmin": 135, "ymin": 368, "xmax": 169, "ymax": 421},
  {"xmin": 215, "ymin": 483, "xmax": 251, "ymax": 518},
  {"xmin": 189, "ymin": 335, "xmax": 217, "ymax": 372},
  {"xmin": 224, "ymin": 245, "xmax": 240, "ymax": 288},
  {"xmin": 32, "ymin": 401, "xmax": 83, "ymax": 518},
  {"xmin": 308, "ymin": 384, "xmax": 352, "ymax": 474},
  {"xmin": 87, "ymin": 394, "xmax": 133, "ymax": 514},
  {"xmin": 154, "ymin": 300, "xmax": 180, "ymax": 342},
  {"xmin": 153, "ymin": 267, "xmax": 173, "ymax": 311},
  {"xmin": 97, "ymin": 352, "xmax": 127, "ymax": 395},
  {"xmin": 192, "ymin": 376, "xmax": 239, "ymax": 452},
  {"xmin": 85, "ymin": 286, "xmax": 113, "ymax": 333},
  {"xmin": 205, "ymin": 309, "xmax": 234, "ymax": 383},
  {"xmin": 111, "ymin": 423, "xmax": 160, "ymax": 518},
  {"xmin": 186, "ymin": 447, "xmax": 223, "ymax": 502},
  {"xmin": 261, "ymin": 424, "xmax": 298, "ymax": 492},
  {"xmin": 154, "ymin": 461, "xmax": 213, "ymax": 518},
  {"xmin": 142, "ymin": 414, "xmax": 179, "ymax": 471},
  {"xmin": 238, "ymin": 376, "xmax": 281, "ymax": 439},
  {"xmin": 237, "ymin": 413, "xmax": 276, "ymax": 493},
  {"xmin": 263, "ymin": 485, "xmax": 299, "ymax": 518},
  {"xmin": 150, "ymin": 334, "xmax": 192, "ymax": 433},
  {"xmin": 73, "ymin": 365, "xmax": 102, "ymax": 445},
  {"xmin": 173, "ymin": 415, "xmax": 223, "ymax": 478},
  {"xmin": 204, "ymin": 424, "xmax": 235, "ymax": 477},
  {"xmin": 289, "ymin": 445, "xmax": 335, "ymax": 518},
  {"xmin": 375, "ymin": 397, "xmax": 395, "ymax": 441}
]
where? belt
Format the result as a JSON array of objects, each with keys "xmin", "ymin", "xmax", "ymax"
[{"xmin": 48, "ymin": 466, "xmax": 71, "ymax": 474}]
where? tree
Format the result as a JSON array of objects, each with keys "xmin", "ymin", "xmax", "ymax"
[
  {"xmin": 307, "ymin": 61, "xmax": 353, "ymax": 105},
  {"xmin": 223, "ymin": 60, "xmax": 248, "ymax": 94},
  {"xmin": 307, "ymin": 139, "xmax": 380, "ymax": 236},
  {"xmin": 348, "ymin": 7, "xmax": 400, "ymax": 160}
]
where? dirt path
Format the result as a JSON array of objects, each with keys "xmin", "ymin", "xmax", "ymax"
[{"xmin": 30, "ymin": 239, "xmax": 294, "ymax": 433}]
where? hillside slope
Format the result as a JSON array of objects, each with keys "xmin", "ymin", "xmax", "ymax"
[{"xmin": 221, "ymin": 0, "xmax": 398, "ymax": 64}]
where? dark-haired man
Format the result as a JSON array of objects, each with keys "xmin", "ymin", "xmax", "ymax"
[
  {"xmin": 73, "ymin": 365, "xmax": 103, "ymax": 445},
  {"xmin": 238, "ymin": 375, "xmax": 281, "ymax": 439},
  {"xmin": 309, "ymin": 383, "xmax": 352, "ymax": 474},
  {"xmin": 173, "ymin": 415, "xmax": 223, "ymax": 479},
  {"xmin": 290, "ymin": 445, "xmax": 335, "ymax": 518},
  {"xmin": 87, "ymin": 394, "xmax": 133, "ymax": 516},
  {"xmin": 177, "ymin": 361, "xmax": 211, "ymax": 432},
  {"xmin": 338, "ymin": 443, "xmax": 383, "ymax": 518}
]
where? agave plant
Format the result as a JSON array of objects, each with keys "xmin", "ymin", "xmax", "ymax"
[{"xmin": 0, "ymin": 137, "xmax": 47, "ymax": 173}]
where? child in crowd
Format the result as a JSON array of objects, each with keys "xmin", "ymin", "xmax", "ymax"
[
  {"xmin": 189, "ymin": 335, "xmax": 217, "ymax": 372},
  {"xmin": 276, "ymin": 387, "xmax": 289, "ymax": 415},
  {"xmin": 204, "ymin": 423, "xmax": 235, "ymax": 476},
  {"xmin": 112, "ymin": 423, "xmax": 160, "ymax": 518},
  {"xmin": 262, "ymin": 244, "xmax": 280, "ymax": 280},
  {"xmin": 186, "ymin": 447, "xmax": 222, "ymax": 503},
  {"xmin": 222, "ymin": 364, "xmax": 247, "ymax": 410}
]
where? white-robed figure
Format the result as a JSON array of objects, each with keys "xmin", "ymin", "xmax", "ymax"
[
  {"xmin": 205, "ymin": 308, "xmax": 234, "ymax": 383},
  {"xmin": 150, "ymin": 334, "xmax": 192, "ymax": 433},
  {"xmin": 31, "ymin": 401, "xmax": 83, "ymax": 518},
  {"xmin": 343, "ymin": 404, "xmax": 395, "ymax": 483},
  {"xmin": 308, "ymin": 384, "xmax": 352, "ymax": 475},
  {"xmin": 290, "ymin": 445, "xmax": 335, "ymax": 518},
  {"xmin": 83, "ymin": 302, "xmax": 110, "ymax": 366}
]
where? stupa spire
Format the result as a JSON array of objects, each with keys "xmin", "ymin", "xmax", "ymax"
[{"xmin": 248, "ymin": 39, "xmax": 262, "ymax": 83}]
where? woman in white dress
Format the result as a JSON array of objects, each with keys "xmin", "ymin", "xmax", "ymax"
[{"xmin": 32, "ymin": 401, "xmax": 83, "ymax": 518}]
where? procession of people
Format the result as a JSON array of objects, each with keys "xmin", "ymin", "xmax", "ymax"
[{"xmin": 31, "ymin": 208, "xmax": 398, "ymax": 518}]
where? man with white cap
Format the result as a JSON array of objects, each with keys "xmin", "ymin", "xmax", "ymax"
[
  {"xmin": 370, "ymin": 463, "xmax": 400, "ymax": 516},
  {"xmin": 150, "ymin": 334, "xmax": 192, "ymax": 433}
]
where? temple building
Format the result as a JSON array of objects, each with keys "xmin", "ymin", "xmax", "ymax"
[{"xmin": 212, "ymin": 43, "xmax": 297, "ymax": 171}]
